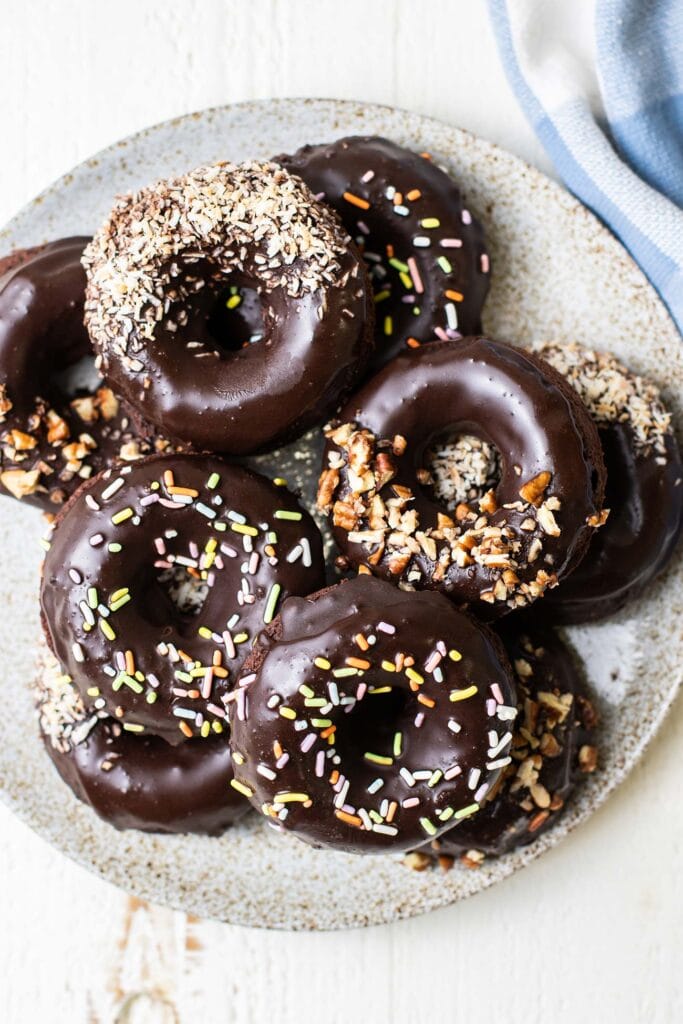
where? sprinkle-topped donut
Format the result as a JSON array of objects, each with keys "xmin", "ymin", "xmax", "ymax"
[
  {"xmin": 535, "ymin": 342, "xmax": 683, "ymax": 621},
  {"xmin": 280, "ymin": 136, "xmax": 489, "ymax": 369},
  {"xmin": 419, "ymin": 623, "xmax": 598, "ymax": 863},
  {"xmin": 36, "ymin": 650, "xmax": 249, "ymax": 834},
  {"xmin": 228, "ymin": 576, "xmax": 517, "ymax": 854},
  {"xmin": 83, "ymin": 162, "xmax": 374, "ymax": 455},
  {"xmin": 0, "ymin": 239, "xmax": 171, "ymax": 511},
  {"xmin": 317, "ymin": 337, "xmax": 607, "ymax": 617},
  {"xmin": 40, "ymin": 453, "xmax": 326, "ymax": 745}
]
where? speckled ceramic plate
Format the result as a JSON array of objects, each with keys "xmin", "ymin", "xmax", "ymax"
[{"xmin": 0, "ymin": 98, "xmax": 681, "ymax": 931}]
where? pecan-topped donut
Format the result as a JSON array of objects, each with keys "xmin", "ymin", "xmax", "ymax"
[
  {"xmin": 318, "ymin": 338, "xmax": 607, "ymax": 617},
  {"xmin": 280, "ymin": 136, "xmax": 490, "ymax": 369},
  {"xmin": 40, "ymin": 453, "xmax": 326, "ymax": 744},
  {"xmin": 420, "ymin": 623, "xmax": 598, "ymax": 862},
  {"xmin": 83, "ymin": 162, "xmax": 374, "ymax": 454},
  {"xmin": 0, "ymin": 238, "xmax": 170, "ymax": 511},
  {"xmin": 535, "ymin": 342, "xmax": 683, "ymax": 622},
  {"xmin": 36, "ymin": 650, "xmax": 249, "ymax": 834},
  {"xmin": 228, "ymin": 577, "xmax": 517, "ymax": 854}
]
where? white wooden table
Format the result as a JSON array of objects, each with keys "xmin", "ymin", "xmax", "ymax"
[{"xmin": 1, "ymin": 2, "xmax": 681, "ymax": 1020}]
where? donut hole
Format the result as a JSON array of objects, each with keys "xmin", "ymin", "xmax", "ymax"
[
  {"xmin": 333, "ymin": 684, "xmax": 409, "ymax": 765},
  {"xmin": 422, "ymin": 431, "xmax": 502, "ymax": 510},
  {"xmin": 164, "ymin": 258, "xmax": 267, "ymax": 357},
  {"xmin": 156, "ymin": 565, "xmax": 209, "ymax": 618},
  {"xmin": 53, "ymin": 353, "xmax": 102, "ymax": 398},
  {"xmin": 205, "ymin": 283, "xmax": 266, "ymax": 354}
]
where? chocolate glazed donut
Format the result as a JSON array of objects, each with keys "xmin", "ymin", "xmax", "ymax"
[
  {"xmin": 422, "ymin": 623, "xmax": 598, "ymax": 861},
  {"xmin": 0, "ymin": 238, "xmax": 168, "ymax": 511},
  {"xmin": 36, "ymin": 653, "xmax": 248, "ymax": 835},
  {"xmin": 83, "ymin": 162, "xmax": 375, "ymax": 455},
  {"xmin": 279, "ymin": 136, "xmax": 490, "ymax": 370},
  {"xmin": 229, "ymin": 577, "xmax": 517, "ymax": 854},
  {"xmin": 536, "ymin": 342, "xmax": 683, "ymax": 622},
  {"xmin": 40, "ymin": 452, "xmax": 326, "ymax": 745},
  {"xmin": 318, "ymin": 338, "xmax": 607, "ymax": 618}
]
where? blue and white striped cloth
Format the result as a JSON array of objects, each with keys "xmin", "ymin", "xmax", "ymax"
[{"xmin": 489, "ymin": 0, "xmax": 683, "ymax": 335}]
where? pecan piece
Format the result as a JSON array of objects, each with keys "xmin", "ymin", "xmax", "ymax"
[
  {"xmin": 316, "ymin": 468, "xmax": 340, "ymax": 513},
  {"xmin": 519, "ymin": 470, "xmax": 551, "ymax": 506}
]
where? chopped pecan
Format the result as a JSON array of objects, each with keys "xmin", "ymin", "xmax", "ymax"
[
  {"xmin": 479, "ymin": 488, "xmax": 497, "ymax": 514},
  {"xmin": 374, "ymin": 452, "xmax": 396, "ymax": 488},
  {"xmin": 0, "ymin": 384, "xmax": 13, "ymax": 421},
  {"xmin": 316, "ymin": 468, "xmax": 339, "ymax": 513},
  {"xmin": 95, "ymin": 386, "xmax": 119, "ymax": 421},
  {"xmin": 402, "ymin": 851, "xmax": 431, "ymax": 872},
  {"xmin": 519, "ymin": 470, "xmax": 551, "ymax": 506},
  {"xmin": 7, "ymin": 429, "xmax": 36, "ymax": 451},
  {"xmin": 70, "ymin": 396, "xmax": 98, "ymax": 423},
  {"xmin": 587, "ymin": 508, "xmax": 610, "ymax": 528},
  {"xmin": 1, "ymin": 468, "xmax": 41, "ymax": 499},
  {"xmin": 387, "ymin": 552, "xmax": 411, "ymax": 576},
  {"xmin": 539, "ymin": 732, "xmax": 561, "ymax": 757},
  {"xmin": 325, "ymin": 422, "xmax": 353, "ymax": 446},
  {"xmin": 578, "ymin": 744, "xmax": 598, "ymax": 773},
  {"xmin": 537, "ymin": 503, "xmax": 561, "ymax": 536},
  {"xmin": 332, "ymin": 499, "xmax": 359, "ymax": 531},
  {"xmin": 46, "ymin": 410, "xmax": 70, "ymax": 445}
]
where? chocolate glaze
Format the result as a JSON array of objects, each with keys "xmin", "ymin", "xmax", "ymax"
[
  {"xmin": 85, "ymin": 165, "xmax": 375, "ymax": 456},
  {"xmin": 38, "ymin": 656, "xmax": 248, "ymax": 835},
  {"xmin": 544, "ymin": 424, "xmax": 683, "ymax": 622},
  {"xmin": 97, "ymin": 251, "xmax": 373, "ymax": 455},
  {"xmin": 427, "ymin": 622, "xmax": 598, "ymax": 858},
  {"xmin": 320, "ymin": 338, "xmax": 606, "ymax": 617},
  {"xmin": 279, "ymin": 136, "xmax": 490, "ymax": 370},
  {"xmin": 229, "ymin": 576, "xmax": 517, "ymax": 854},
  {"xmin": 40, "ymin": 453, "xmax": 326, "ymax": 744},
  {"xmin": 0, "ymin": 239, "xmax": 169, "ymax": 511}
]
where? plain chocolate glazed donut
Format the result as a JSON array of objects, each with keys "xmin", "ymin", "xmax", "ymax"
[
  {"xmin": 0, "ymin": 238, "xmax": 168, "ymax": 511},
  {"xmin": 36, "ymin": 652, "xmax": 249, "ymax": 835},
  {"xmin": 40, "ymin": 452, "xmax": 326, "ymax": 745},
  {"xmin": 83, "ymin": 162, "xmax": 375, "ymax": 455},
  {"xmin": 228, "ymin": 576, "xmax": 517, "ymax": 854},
  {"xmin": 279, "ymin": 135, "xmax": 490, "ymax": 370},
  {"xmin": 318, "ymin": 337, "xmax": 607, "ymax": 618}
]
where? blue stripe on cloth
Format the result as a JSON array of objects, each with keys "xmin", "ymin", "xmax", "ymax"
[
  {"xmin": 607, "ymin": 93, "xmax": 683, "ymax": 208},
  {"xmin": 488, "ymin": 0, "xmax": 683, "ymax": 335},
  {"xmin": 596, "ymin": 0, "xmax": 683, "ymax": 119}
]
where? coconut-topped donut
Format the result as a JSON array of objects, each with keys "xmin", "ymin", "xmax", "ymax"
[
  {"xmin": 36, "ymin": 650, "xmax": 249, "ymax": 834},
  {"xmin": 228, "ymin": 576, "xmax": 517, "ymax": 854},
  {"xmin": 535, "ymin": 342, "xmax": 683, "ymax": 621},
  {"xmin": 40, "ymin": 452, "xmax": 326, "ymax": 745},
  {"xmin": 0, "ymin": 239, "xmax": 171, "ymax": 511},
  {"xmin": 318, "ymin": 338, "xmax": 607, "ymax": 618},
  {"xmin": 418, "ymin": 623, "xmax": 598, "ymax": 864},
  {"xmin": 280, "ymin": 136, "xmax": 489, "ymax": 370},
  {"xmin": 83, "ymin": 162, "xmax": 374, "ymax": 454}
]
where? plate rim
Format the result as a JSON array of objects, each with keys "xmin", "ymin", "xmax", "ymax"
[{"xmin": 1, "ymin": 96, "xmax": 681, "ymax": 931}]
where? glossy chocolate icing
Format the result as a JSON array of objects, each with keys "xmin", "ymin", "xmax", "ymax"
[
  {"xmin": 84, "ymin": 165, "xmax": 375, "ymax": 455},
  {"xmin": 320, "ymin": 338, "xmax": 606, "ymax": 617},
  {"xmin": 545, "ymin": 422, "xmax": 683, "ymax": 622},
  {"xmin": 229, "ymin": 576, "xmax": 517, "ymax": 854},
  {"xmin": 37, "ymin": 655, "xmax": 248, "ymax": 834},
  {"xmin": 428, "ymin": 623, "xmax": 598, "ymax": 858},
  {"xmin": 0, "ymin": 239, "xmax": 168, "ymax": 511},
  {"xmin": 40, "ymin": 453, "xmax": 326, "ymax": 744},
  {"xmin": 280, "ymin": 136, "xmax": 490, "ymax": 370}
]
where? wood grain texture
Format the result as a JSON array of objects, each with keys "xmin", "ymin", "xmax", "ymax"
[{"xmin": 0, "ymin": 1, "xmax": 681, "ymax": 1020}]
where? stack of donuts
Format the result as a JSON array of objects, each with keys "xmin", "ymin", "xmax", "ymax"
[{"xmin": 2, "ymin": 136, "xmax": 680, "ymax": 865}]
